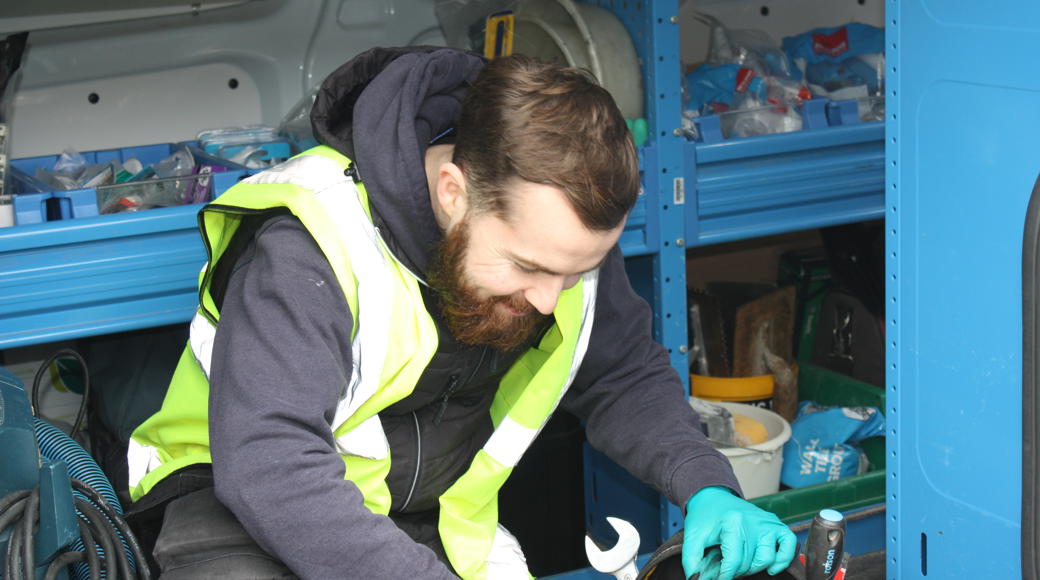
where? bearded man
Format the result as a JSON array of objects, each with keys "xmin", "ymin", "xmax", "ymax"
[{"xmin": 124, "ymin": 47, "xmax": 794, "ymax": 580}]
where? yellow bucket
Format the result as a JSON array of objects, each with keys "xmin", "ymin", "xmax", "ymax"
[{"xmin": 690, "ymin": 373, "xmax": 775, "ymax": 409}]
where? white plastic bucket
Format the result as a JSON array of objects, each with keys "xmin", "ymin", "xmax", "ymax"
[{"xmin": 705, "ymin": 401, "xmax": 792, "ymax": 499}]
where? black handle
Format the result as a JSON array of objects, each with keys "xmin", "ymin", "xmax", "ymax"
[{"xmin": 804, "ymin": 509, "xmax": 846, "ymax": 580}]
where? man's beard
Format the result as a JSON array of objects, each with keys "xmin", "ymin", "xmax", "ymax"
[{"xmin": 427, "ymin": 217, "xmax": 548, "ymax": 351}]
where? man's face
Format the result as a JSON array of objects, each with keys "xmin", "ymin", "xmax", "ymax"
[{"xmin": 428, "ymin": 180, "xmax": 623, "ymax": 351}]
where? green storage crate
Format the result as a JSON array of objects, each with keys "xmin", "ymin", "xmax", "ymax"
[{"xmin": 749, "ymin": 363, "xmax": 885, "ymax": 524}]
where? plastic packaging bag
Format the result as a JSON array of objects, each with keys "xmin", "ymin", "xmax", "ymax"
[
  {"xmin": 782, "ymin": 23, "xmax": 885, "ymax": 100},
  {"xmin": 684, "ymin": 63, "xmax": 741, "ymax": 114},
  {"xmin": 1, "ymin": 32, "xmax": 29, "ymax": 199},
  {"xmin": 684, "ymin": 64, "xmax": 808, "ymax": 113},
  {"xmin": 780, "ymin": 401, "xmax": 884, "ymax": 487},
  {"xmin": 724, "ymin": 102, "xmax": 804, "ymax": 139},
  {"xmin": 682, "ymin": 13, "xmax": 811, "ymax": 138},
  {"xmin": 698, "ymin": 13, "xmax": 796, "ymax": 81},
  {"xmin": 197, "ymin": 125, "xmax": 289, "ymax": 168},
  {"xmin": 32, "ymin": 148, "xmax": 119, "ymax": 191},
  {"xmin": 679, "ymin": 110, "xmax": 700, "ymax": 141}
]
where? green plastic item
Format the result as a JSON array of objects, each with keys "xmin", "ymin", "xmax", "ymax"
[
  {"xmin": 797, "ymin": 363, "xmax": 884, "ymax": 409},
  {"xmin": 750, "ymin": 470, "xmax": 885, "ymax": 526},
  {"xmin": 777, "ymin": 249, "xmax": 833, "ymax": 362},
  {"xmin": 626, "ymin": 118, "xmax": 649, "ymax": 147},
  {"xmin": 749, "ymin": 363, "xmax": 886, "ymax": 523}
]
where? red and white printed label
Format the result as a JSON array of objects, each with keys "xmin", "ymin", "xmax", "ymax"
[
  {"xmin": 813, "ymin": 27, "xmax": 850, "ymax": 58},
  {"xmin": 735, "ymin": 67, "xmax": 755, "ymax": 92}
]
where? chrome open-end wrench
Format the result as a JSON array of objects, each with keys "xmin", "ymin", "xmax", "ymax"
[{"xmin": 585, "ymin": 517, "xmax": 640, "ymax": 580}]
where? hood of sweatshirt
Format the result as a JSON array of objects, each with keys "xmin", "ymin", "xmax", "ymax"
[{"xmin": 310, "ymin": 46, "xmax": 485, "ymax": 278}]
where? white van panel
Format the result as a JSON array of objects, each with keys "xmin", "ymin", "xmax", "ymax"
[{"xmin": 7, "ymin": 0, "xmax": 444, "ymax": 158}]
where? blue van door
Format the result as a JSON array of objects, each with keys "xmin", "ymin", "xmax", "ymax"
[{"xmin": 889, "ymin": 2, "xmax": 1040, "ymax": 578}]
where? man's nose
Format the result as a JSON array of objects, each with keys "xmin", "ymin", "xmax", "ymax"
[{"xmin": 524, "ymin": 276, "xmax": 566, "ymax": 315}]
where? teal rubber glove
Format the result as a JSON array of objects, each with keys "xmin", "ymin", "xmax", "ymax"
[{"xmin": 682, "ymin": 486, "xmax": 797, "ymax": 580}]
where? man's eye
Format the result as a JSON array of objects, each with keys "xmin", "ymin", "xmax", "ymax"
[{"xmin": 516, "ymin": 264, "xmax": 538, "ymax": 274}]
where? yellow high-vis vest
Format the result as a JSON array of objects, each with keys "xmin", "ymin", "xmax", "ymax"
[{"xmin": 127, "ymin": 146, "xmax": 599, "ymax": 579}]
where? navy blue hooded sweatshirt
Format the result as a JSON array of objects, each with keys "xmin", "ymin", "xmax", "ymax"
[{"xmin": 206, "ymin": 47, "xmax": 740, "ymax": 579}]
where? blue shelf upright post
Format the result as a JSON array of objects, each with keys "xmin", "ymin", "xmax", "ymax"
[{"xmin": 586, "ymin": 0, "xmax": 689, "ymax": 547}]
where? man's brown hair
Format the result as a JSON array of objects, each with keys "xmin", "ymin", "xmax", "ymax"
[{"xmin": 452, "ymin": 54, "xmax": 640, "ymax": 231}]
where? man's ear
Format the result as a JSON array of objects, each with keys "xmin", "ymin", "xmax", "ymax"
[{"xmin": 434, "ymin": 162, "xmax": 469, "ymax": 228}]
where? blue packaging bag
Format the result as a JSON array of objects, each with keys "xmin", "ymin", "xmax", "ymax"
[
  {"xmin": 684, "ymin": 63, "xmax": 741, "ymax": 113},
  {"xmin": 781, "ymin": 401, "xmax": 884, "ymax": 488},
  {"xmin": 782, "ymin": 23, "xmax": 885, "ymax": 66},
  {"xmin": 781, "ymin": 23, "xmax": 884, "ymax": 94},
  {"xmin": 684, "ymin": 63, "xmax": 778, "ymax": 114}
]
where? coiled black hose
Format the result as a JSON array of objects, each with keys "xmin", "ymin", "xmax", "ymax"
[
  {"xmin": 31, "ymin": 349, "xmax": 90, "ymax": 441},
  {"xmin": 0, "ymin": 479, "xmax": 152, "ymax": 580}
]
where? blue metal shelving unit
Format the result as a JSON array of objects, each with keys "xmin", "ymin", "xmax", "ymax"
[
  {"xmin": 0, "ymin": 142, "xmax": 253, "ymax": 350},
  {"xmin": 0, "ymin": 191, "xmax": 653, "ymax": 351},
  {"xmin": 687, "ymin": 122, "xmax": 884, "ymax": 246},
  {"xmin": 0, "ymin": 206, "xmax": 204, "ymax": 349},
  {"xmin": 576, "ymin": 1, "xmax": 887, "ymax": 577}
]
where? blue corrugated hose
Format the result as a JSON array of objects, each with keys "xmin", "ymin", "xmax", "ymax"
[{"xmin": 33, "ymin": 417, "xmax": 143, "ymax": 579}]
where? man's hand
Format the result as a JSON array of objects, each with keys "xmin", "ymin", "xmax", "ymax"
[{"xmin": 682, "ymin": 486, "xmax": 796, "ymax": 580}]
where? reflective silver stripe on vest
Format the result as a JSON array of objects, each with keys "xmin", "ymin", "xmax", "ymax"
[
  {"xmin": 126, "ymin": 438, "xmax": 162, "ymax": 490},
  {"xmin": 189, "ymin": 310, "xmax": 216, "ymax": 380},
  {"xmin": 482, "ymin": 269, "xmax": 599, "ymax": 468},
  {"xmin": 486, "ymin": 524, "xmax": 530, "ymax": 578}
]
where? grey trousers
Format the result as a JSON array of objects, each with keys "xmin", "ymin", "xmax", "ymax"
[
  {"xmin": 153, "ymin": 487, "xmax": 297, "ymax": 579},
  {"xmin": 151, "ymin": 485, "xmax": 450, "ymax": 578}
]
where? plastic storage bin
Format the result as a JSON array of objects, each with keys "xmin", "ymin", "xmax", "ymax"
[{"xmin": 8, "ymin": 143, "xmax": 251, "ymax": 225}]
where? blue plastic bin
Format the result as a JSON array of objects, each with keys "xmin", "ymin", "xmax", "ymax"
[
  {"xmin": 198, "ymin": 139, "xmax": 293, "ymax": 165},
  {"xmin": 9, "ymin": 143, "xmax": 251, "ymax": 225},
  {"xmin": 691, "ymin": 96, "xmax": 883, "ymax": 144}
]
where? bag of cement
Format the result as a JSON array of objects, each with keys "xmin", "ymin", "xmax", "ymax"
[{"xmin": 780, "ymin": 401, "xmax": 884, "ymax": 487}]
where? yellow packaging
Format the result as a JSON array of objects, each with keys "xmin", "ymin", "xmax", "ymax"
[{"xmin": 690, "ymin": 373, "xmax": 774, "ymax": 409}]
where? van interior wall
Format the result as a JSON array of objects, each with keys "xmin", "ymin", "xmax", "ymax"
[
  {"xmin": 5, "ymin": 0, "xmax": 445, "ymax": 158},
  {"xmin": 686, "ymin": 229, "xmax": 823, "ymax": 289}
]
